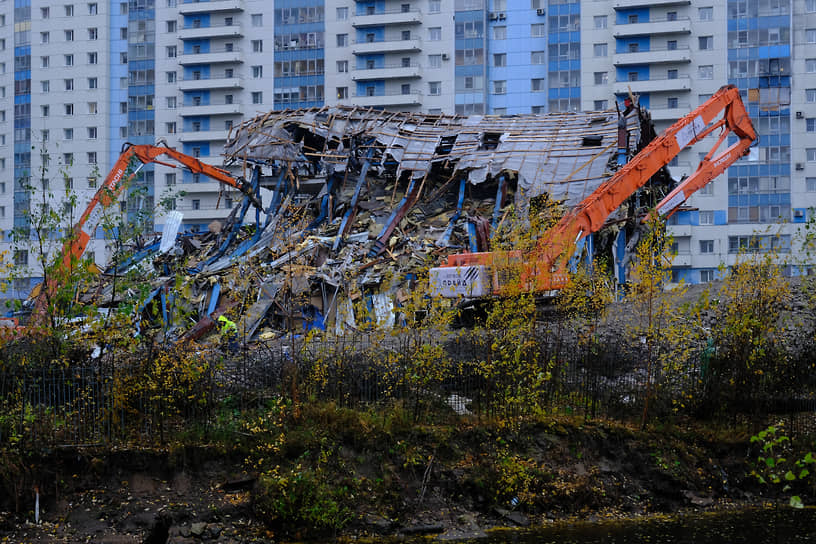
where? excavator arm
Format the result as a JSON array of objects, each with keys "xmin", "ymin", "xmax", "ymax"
[
  {"xmin": 431, "ymin": 84, "xmax": 756, "ymax": 297},
  {"xmin": 61, "ymin": 143, "xmax": 263, "ymax": 270}
]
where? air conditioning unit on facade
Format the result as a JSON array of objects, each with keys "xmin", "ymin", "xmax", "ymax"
[
  {"xmin": 442, "ymin": 53, "xmax": 449, "ymax": 60},
  {"xmin": 489, "ymin": 12, "xmax": 498, "ymax": 20},
  {"xmin": 796, "ymin": 111, "xmax": 804, "ymax": 119},
  {"xmin": 536, "ymin": 8, "xmax": 545, "ymax": 15},
  {"xmin": 498, "ymin": 12, "xmax": 506, "ymax": 19},
  {"xmin": 796, "ymin": 163, "xmax": 805, "ymax": 170}
]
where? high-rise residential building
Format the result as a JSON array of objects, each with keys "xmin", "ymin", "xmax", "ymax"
[{"xmin": 0, "ymin": 0, "xmax": 813, "ymax": 300}]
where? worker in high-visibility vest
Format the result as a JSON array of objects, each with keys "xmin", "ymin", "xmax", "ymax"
[{"xmin": 218, "ymin": 314, "xmax": 238, "ymax": 352}]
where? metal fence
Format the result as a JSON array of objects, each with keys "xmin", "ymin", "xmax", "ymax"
[{"xmin": 1, "ymin": 327, "xmax": 814, "ymax": 447}]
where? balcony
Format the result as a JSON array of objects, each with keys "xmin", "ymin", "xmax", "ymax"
[
  {"xmin": 352, "ymin": 64, "xmax": 422, "ymax": 81},
  {"xmin": 178, "ymin": 48, "xmax": 243, "ymax": 65},
  {"xmin": 178, "ymin": 75, "xmax": 243, "ymax": 91},
  {"xmin": 613, "ymin": 75, "xmax": 691, "ymax": 94},
  {"xmin": 349, "ymin": 90, "xmax": 422, "ymax": 107},
  {"xmin": 178, "ymin": 102, "xmax": 242, "ymax": 116},
  {"xmin": 614, "ymin": 0, "xmax": 690, "ymax": 8},
  {"xmin": 174, "ymin": 205, "xmax": 233, "ymax": 221},
  {"xmin": 178, "ymin": 129, "xmax": 230, "ymax": 142},
  {"xmin": 352, "ymin": 37, "xmax": 422, "ymax": 55},
  {"xmin": 614, "ymin": 17, "xmax": 691, "ymax": 37},
  {"xmin": 178, "ymin": 181, "xmax": 233, "ymax": 194},
  {"xmin": 650, "ymin": 103, "xmax": 691, "ymax": 121},
  {"xmin": 178, "ymin": 0, "xmax": 243, "ymax": 14},
  {"xmin": 613, "ymin": 47, "xmax": 691, "ymax": 66},
  {"xmin": 352, "ymin": 8, "xmax": 422, "ymax": 27},
  {"xmin": 669, "ymin": 251, "xmax": 693, "ymax": 267},
  {"xmin": 179, "ymin": 22, "xmax": 243, "ymax": 41}
]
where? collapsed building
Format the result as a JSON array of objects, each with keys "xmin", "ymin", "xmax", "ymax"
[{"xmin": 87, "ymin": 105, "xmax": 671, "ymax": 342}]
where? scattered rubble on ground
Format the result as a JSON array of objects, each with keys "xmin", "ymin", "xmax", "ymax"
[{"xmin": 76, "ymin": 106, "xmax": 668, "ymax": 345}]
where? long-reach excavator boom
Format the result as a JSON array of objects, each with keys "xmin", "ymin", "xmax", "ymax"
[
  {"xmin": 24, "ymin": 143, "xmax": 263, "ymax": 326},
  {"xmin": 431, "ymin": 84, "xmax": 756, "ymax": 298},
  {"xmin": 62, "ymin": 143, "xmax": 262, "ymax": 270}
]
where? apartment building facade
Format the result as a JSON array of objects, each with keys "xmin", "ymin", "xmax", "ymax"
[{"xmin": 0, "ymin": 0, "xmax": 814, "ymax": 299}]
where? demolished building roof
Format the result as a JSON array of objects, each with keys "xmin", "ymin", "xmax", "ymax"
[{"xmin": 77, "ymin": 106, "xmax": 650, "ymax": 343}]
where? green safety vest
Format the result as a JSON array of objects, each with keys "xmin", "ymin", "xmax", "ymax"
[{"xmin": 218, "ymin": 315, "xmax": 237, "ymax": 335}]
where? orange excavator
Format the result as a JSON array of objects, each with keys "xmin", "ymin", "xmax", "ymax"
[
  {"xmin": 429, "ymin": 84, "xmax": 757, "ymax": 298},
  {"xmin": 21, "ymin": 143, "xmax": 263, "ymax": 327}
]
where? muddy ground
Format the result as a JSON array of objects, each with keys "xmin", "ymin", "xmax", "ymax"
[{"xmin": 0, "ymin": 416, "xmax": 789, "ymax": 544}]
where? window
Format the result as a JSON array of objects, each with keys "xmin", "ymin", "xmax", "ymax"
[
  {"xmin": 666, "ymin": 11, "xmax": 677, "ymax": 20},
  {"xmin": 65, "ymin": 54, "xmax": 74, "ymax": 66},
  {"xmin": 335, "ymin": 7, "xmax": 347, "ymax": 20},
  {"xmin": 366, "ymin": 32, "xmax": 376, "ymax": 43},
  {"xmin": 65, "ymin": 79, "xmax": 74, "ymax": 91},
  {"xmin": 429, "ymin": 81, "xmax": 441, "ymax": 95},
  {"xmin": 699, "ymin": 211, "xmax": 714, "ymax": 225},
  {"xmin": 667, "ymin": 40, "xmax": 677, "ymax": 50},
  {"xmin": 401, "ymin": 57, "xmax": 411, "ymax": 68},
  {"xmin": 65, "ymin": 30, "xmax": 74, "ymax": 41},
  {"xmin": 41, "ymin": 80, "xmax": 49, "ymax": 93},
  {"xmin": 531, "ymin": 78, "xmax": 545, "ymax": 92},
  {"xmin": 89, "ymin": 102, "xmax": 98, "ymax": 114},
  {"xmin": 699, "ymin": 36, "xmax": 713, "ymax": 50},
  {"xmin": 700, "ymin": 270, "xmax": 715, "ymax": 282},
  {"xmin": 628, "ymin": 14, "xmax": 638, "ymax": 23},
  {"xmin": 89, "ymin": 2, "xmax": 97, "ymax": 14},
  {"xmin": 87, "ymin": 152, "xmax": 97, "ymax": 164},
  {"xmin": 594, "ymin": 100, "xmax": 608, "ymax": 110},
  {"xmin": 252, "ymin": 92, "xmax": 263, "ymax": 104},
  {"xmin": 41, "ymin": 56, "xmax": 49, "ymax": 68},
  {"xmin": 41, "ymin": 32, "xmax": 49, "ymax": 44},
  {"xmin": 336, "ymin": 34, "xmax": 348, "ymax": 47},
  {"xmin": 88, "ymin": 77, "xmax": 97, "ymax": 89},
  {"xmin": 698, "ymin": 65, "xmax": 713, "ymax": 79},
  {"xmin": 42, "ymin": 105, "xmax": 50, "ymax": 117},
  {"xmin": 402, "ymin": 30, "xmax": 411, "ymax": 40},
  {"xmin": 808, "ymin": 119, "xmax": 816, "ymax": 133},
  {"xmin": 166, "ymin": 71, "xmax": 176, "ymax": 83},
  {"xmin": 165, "ymin": 121, "xmax": 176, "ymax": 134},
  {"xmin": 41, "ymin": 129, "xmax": 49, "ymax": 142},
  {"xmin": 808, "ymin": 29, "xmax": 816, "ymax": 43},
  {"xmin": 699, "ymin": 6, "xmax": 713, "ymax": 20},
  {"xmin": 494, "ymin": 26, "xmax": 507, "ymax": 40},
  {"xmin": 593, "ymin": 72, "xmax": 607, "ymax": 85},
  {"xmin": 699, "ymin": 182, "xmax": 714, "ymax": 195},
  {"xmin": 428, "ymin": 54, "xmax": 442, "ymax": 68},
  {"xmin": 594, "ymin": 15, "xmax": 607, "ymax": 29},
  {"xmin": 628, "ymin": 71, "xmax": 639, "ymax": 82},
  {"xmin": 192, "ymin": 199, "xmax": 200, "ymax": 211},
  {"xmin": 808, "ymin": 178, "xmax": 816, "ymax": 192},
  {"xmin": 429, "ymin": 27, "xmax": 442, "ymax": 41},
  {"xmin": 167, "ymin": 46, "xmax": 177, "ymax": 58},
  {"xmin": 252, "ymin": 39, "xmax": 263, "ymax": 52},
  {"xmin": 531, "ymin": 51, "xmax": 546, "ymax": 64},
  {"xmin": 64, "ymin": 128, "xmax": 73, "ymax": 139},
  {"xmin": 807, "ymin": 89, "xmax": 816, "ymax": 103},
  {"xmin": 87, "ymin": 127, "xmax": 97, "ymax": 139},
  {"xmin": 401, "ymin": 83, "xmax": 411, "ymax": 95},
  {"xmin": 429, "ymin": 0, "xmax": 441, "ymax": 12},
  {"xmin": 492, "ymin": 80, "xmax": 505, "ymax": 94},
  {"xmin": 668, "ymin": 97, "xmax": 679, "ymax": 108},
  {"xmin": 807, "ymin": 59, "xmax": 816, "ymax": 73},
  {"xmin": 120, "ymin": 27, "xmax": 127, "ymax": 39},
  {"xmin": 699, "ymin": 240, "xmax": 714, "ymax": 253},
  {"xmin": 808, "ymin": 0, "xmax": 816, "ymax": 11},
  {"xmin": 336, "ymin": 87, "xmax": 348, "ymax": 99},
  {"xmin": 530, "ymin": 24, "xmax": 545, "ymax": 37},
  {"xmin": 41, "ymin": 7, "xmax": 50, "ymax": 18},
  {"xmin": 165, "ymin": 173, "xmax": 176, "ymax": 186},
  {"xmin": 593, "ymin": 43, "xmax": 608, "ymax": 57},
  {"xmin": 88, "ymin": 28, "xmax": 98, "ymax": 40},
  {"xmin": 65, "ymin": 5, "xmax": 74, "ymax": 17},
  {"xmin": 88, "ymin": 52, "xmax": 98, "ymax": 65},
  {"xmin": 167, "ymin": 20, "xmax": 176, "ymax": 32},
  {"xmin": 252, "ymin": 65, "xmax": 263, "ymax": 78},
  {"xmin": 13, "ymin": 250, "xmax": 27, "ymax": 267},
  {"xmin": 808, "ymin": 148, "xmax": 816, "ymax": 162},
  {"xmin": 63, "ymin": 152, "xmax": 74, "ymax": 164},
  {"xmin": 494, "ymin": 53, "xmax": 506, "ymax": 67},
  {"xmin": 166, "ymin": 96, "xmax": 176, "ymax": 109}
]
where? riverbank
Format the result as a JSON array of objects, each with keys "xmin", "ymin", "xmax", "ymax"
[{"xmin": 1, "ymin": 404, "xmax": 805, "ymax": 543}]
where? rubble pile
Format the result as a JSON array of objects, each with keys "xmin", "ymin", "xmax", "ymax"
[{"xmin": 99, "ymin": 106, "xmax": 648, "ymax": 342}]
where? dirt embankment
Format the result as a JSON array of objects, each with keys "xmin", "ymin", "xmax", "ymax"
[{"xmin": 0, "ymin": 416, "xmax": 782, "ymax": 544}]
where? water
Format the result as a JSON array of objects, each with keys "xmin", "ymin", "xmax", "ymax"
[{"xmin": 449, "ymin": 508, "xmax": 816, "ymax": 543}]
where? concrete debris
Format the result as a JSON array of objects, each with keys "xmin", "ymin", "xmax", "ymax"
[{"xmin": 85, "ymin": 106, "xmax": 659, "ymax": 346}]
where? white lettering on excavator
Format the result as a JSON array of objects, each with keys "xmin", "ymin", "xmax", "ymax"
[{"xmin": 713, "ymin": 153, "xmax": 732, "ymax": 169}]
